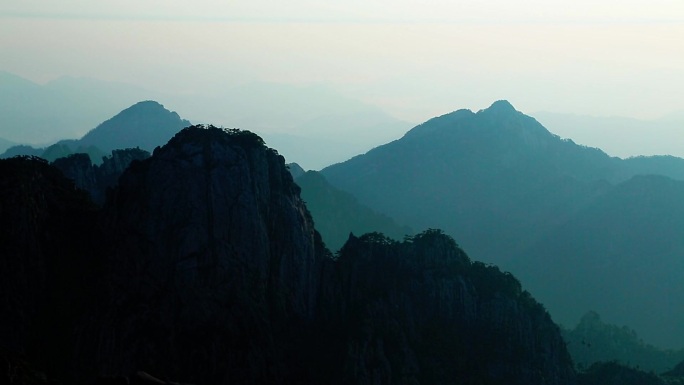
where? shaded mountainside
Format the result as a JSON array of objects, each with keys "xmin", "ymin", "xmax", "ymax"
[
  {"xmin": 1, "ymin": 126, "xmax": 576, "ymax": 385},
  {"xmin": 321, "ymin": 100, "xmax": 684, "ymax": 348},
  {"xmin": 517, "ymin": 174, "xmax": 684, "ymax": 347},
  {"xmin": 295, "ymin": 170, "xmax": 412, "ymax": 252}
]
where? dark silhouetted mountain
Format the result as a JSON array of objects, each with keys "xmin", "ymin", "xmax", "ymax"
[
  {"xmin": 562, "ymin": 311, "xmax": 684, "ymax": 373},
  {"xmin": 316, "ymin": 230, "xmax": 575, "ymax": 385},
  {"xmin": 320, "ymin": 100, "xmax": 684, "ymax": 349},
  {"xmin": 79, "ymin": 100, "xmax": 190, "ymax": 153},
  {"xmin": 295, "ymin": 170, "xmax": 412, "ymax": 251},
  {"xmin": 52, "ymin": 148, "xmax": 151, "ymax": 205},
  {"xmin": 1, "ymin": 126, "xmax": 576, "ymax": 385},
  {"xmin": 0, "ymin": 156, "xmax": 100, "ymax": 378}
]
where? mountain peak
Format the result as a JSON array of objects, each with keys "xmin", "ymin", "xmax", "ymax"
[
  {"xmin": 79, "ymin": 100, "xmax": 190, "ymax": 153},
  {"xmin": 483, "ymin": 100, "xmax": 517, "ymax": 114}
]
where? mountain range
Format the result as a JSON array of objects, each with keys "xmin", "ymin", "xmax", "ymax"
[
  {"xmin": 534, "ymin": 111, "xmax": 684, "ymax": 160},
  {"xmin": 0, "ymin": 126, "xmax": 576, "ymax": 384},
  {"xmin": 321, "ymin": 100, "xmax": 684, "ymax": 348},
  {"xmin": 7, "ymin": 97, "xmax": 684, "ymax": 350},
  {"xmin": 0, "ymin": 71, "xmax": 411, "ymax": 169}
]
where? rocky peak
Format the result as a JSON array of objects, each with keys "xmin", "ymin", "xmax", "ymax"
[{"xmin": 84, "ymin": 125, "xmax": 327, "ymax": 382}]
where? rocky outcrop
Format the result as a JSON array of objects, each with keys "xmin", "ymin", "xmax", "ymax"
[
  {"xmin": 52, "ymin": 148, "xmax": 150, "ymax": 204},
  {"xmin": 78, "ymin": 126, "xmax": 328, "ymax": 384},
  {"xmin": 313, "ymin": 231, "xmax": 575, "ymax": 385}
]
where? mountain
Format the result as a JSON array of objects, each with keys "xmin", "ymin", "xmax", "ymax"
[
  {"xmin": 79, "ymin": 100, "xmax": 191, "ymax": 153},
  {"xmin": 0, "ymin": 71, "xmax": 411, "ymax": 169},
  {"xmin": 322, "ymin": 100, "xmax": 621, "ymax": 264},
  {"xmin": 0, "ymin": 71, "xmax": 156, "ymax": 144},
  {"xmin": 321, "ymin": 100, "xmax": 684, "ymax": 348},
  {"xmin": 563, "ymin": 311, "xmax": 684, "ymax": 373},
  {"xmin": 295, "ymin": 170, "xmax": 412, "ymax": 251},
  {"xmin": 0, "ymin": 125, "xmax": 576, "ymax": 385},
  {"xmin": 1, "ymin": 100, "xmax": 190, "ymax": 161}
]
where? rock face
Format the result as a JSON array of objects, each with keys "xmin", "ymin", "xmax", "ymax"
[
  {"xmin": 1, "ymin": 126, "xmax": 576, "ymax": 385},
  {"xmin": 79, "ymin": 126, "xmax": 327, "ymax": 383},
  {"xmin": 0, "ymin": 156, "xmax": 99, "ymax": 377},
  {"xmin": 52, "ymin": 148, "xmax": 150, "ymax": 205},
  {"xmin": 314, "ymin": 231, "xmax": 575, "ymax": 385}
]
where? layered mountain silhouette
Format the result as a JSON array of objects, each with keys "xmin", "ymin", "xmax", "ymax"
[
  {"xmin": 321, "ymin": 100, "xmax": 684, "ymax": 348},
  {"xmin": 294, "ymin": 170, "xmax": 412, "ymax": 251},
  {"xmin": 1, "ymin": 101, "xmax": 190, "ymax": 162},
  {"xmin": 0, "ymin": 126, "xmax": 576, "ymax": 384}
]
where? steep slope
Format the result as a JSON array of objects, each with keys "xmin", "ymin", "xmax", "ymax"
[
  {"xmin": 79, "ymin": 100, "xmax": 190, "ymax": 153},
  {"xmin": 295, "ymin": 170, "xmax": 412, "ymax": 252}
]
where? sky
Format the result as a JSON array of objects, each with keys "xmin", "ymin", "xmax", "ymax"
[{"xmin": 1, "ymin": 1, "xmax": 684, "ymax": 123}]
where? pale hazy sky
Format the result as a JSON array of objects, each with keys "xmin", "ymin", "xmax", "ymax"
[{"xmin": 2, "ymin": 0, "xmax": 684, "ymax": 121}]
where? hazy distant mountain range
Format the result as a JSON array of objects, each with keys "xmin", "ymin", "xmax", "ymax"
[
  {"xmin": 0, "ymin": 71, "xmax": 411, "ymax": 169},
  {"xmin": 534, "ymin": 111, "xmax": 684, "ymax": 159},
  {"xmin": 0, "ymin": 70, "xmax": 154, "ymax": 144}
]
